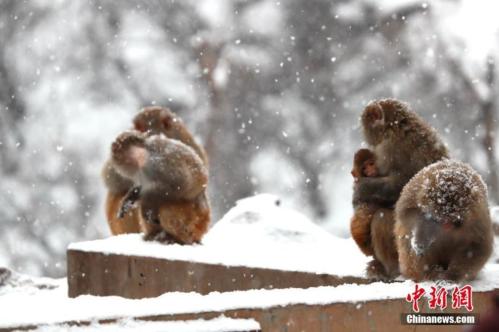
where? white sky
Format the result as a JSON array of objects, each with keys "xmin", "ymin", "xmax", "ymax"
[{"xmin": 437, "ymin": 0, "xmax": 499, "ymax": 61}]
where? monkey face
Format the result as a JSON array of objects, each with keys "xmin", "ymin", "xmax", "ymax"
[
  {"xmin": 352, "ymin": 149, "xmax": 376, "ymax": 178},
  {"xmin": 363, "ymin": 160, "xmax": 378, "ymax": 177}
]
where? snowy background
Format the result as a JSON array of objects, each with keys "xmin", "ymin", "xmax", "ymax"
[{"xmin": 1, "ymin": 0, "xmax": 499, "ymax": 277}]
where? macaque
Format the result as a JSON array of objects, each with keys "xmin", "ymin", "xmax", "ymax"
[
  {"xmin": 101, "ymin": 160, "xmax": 142, "ymax": 235},
  {"xmin": 141, "ymin": 194, "xmax": 211, "ymax": 244},
  {"xmin": 354, "ymin": 99, "xmax": 449, "ymax": 207},
  {"xmin": 351, "ymin": 149, "xmax": 378, "ymax": 179},
  {"xmin": 110, "ymin": 130, "xmax": 209, "ymax": 244},
  {"xmin": 352, "ymin": 99, "xmax": 449, "ymax": 279},
  {"xmin": 102, "ymin": 106, "xmax": 210, "ymax": 238},
  {"xmin": 395, "ymin": 160, "xmax": 493, "ymax": 282},
  {"xmin": 350, "ymin": 149, "xmax": 378, "ymax": 256},
  {"xmin": 133, "ymin": 106, "xmax": 208, "ymax": 165}
]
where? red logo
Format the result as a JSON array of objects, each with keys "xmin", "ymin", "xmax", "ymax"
[{"xmin": 406, "ymin": 284, "xmax": 473, "ymax": 312}]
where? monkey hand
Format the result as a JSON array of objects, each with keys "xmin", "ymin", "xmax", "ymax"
[{"xmin": 117, "ymin": 186, "xmax": 141, "ymax": 219}]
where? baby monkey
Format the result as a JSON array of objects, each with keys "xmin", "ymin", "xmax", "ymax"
[
  {"xmin": 111, "ymin": 130, "xmax": 209, "ymax": 243},
  {"xmin": 350, "ymin": 149, "xmax": 378, "ymax": 256}
]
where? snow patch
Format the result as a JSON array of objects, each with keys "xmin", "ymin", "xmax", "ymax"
[
  {"xmin": 69, "ymin": 194, "xmax": 369, "ymax": 277},
  {"xmin": 1, "ymin": 264, "xmax": 499, "ymax": 329},
  {"xmin": 29, "ymin": 316, "xmax": 260, "ymax": 332}
]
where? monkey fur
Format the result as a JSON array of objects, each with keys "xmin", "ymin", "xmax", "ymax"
[
  {"xmin": 140, "ymin": 193, "xmax": 211, "ymax": 244},
  {"xmin": 102, "ymin": 106, "xmax": 210, "ymax": 238},
  {"xmin": 350, "ymin": 149, "xmax": 378, "ymax": 256},
  {"xmin": 101, "ymin": 160, "xmax": 142, "ymax": 235},
  {"xmin": 111, "ymin": 130, "xmax": 210, "ymax": 244},
  {"xmin": 132, "ymin": 106, "xmax": 212, "ymax": 243},
  {"xmin": 354, "ymin": 99, "xmax": 449, "ymax": 207},
  {"xmin": 133, "ymin": 106, "xmax": 208, "ymax": 165},
  {"xmin": 352, "ymin": 99, "xmax": 449, "ymax": 280},
  {"xmin": 395, "ymin": 160, "xmax": 493, "ymax": 282}
]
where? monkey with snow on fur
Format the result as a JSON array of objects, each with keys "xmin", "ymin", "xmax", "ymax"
[
  {"xmin": 352, "ymin": 98, "xmax": 449, "ymax": 279},
  {"xmin": 102, "ymin": 106, "xmax": 211, "ymax": 240},
  {"xmin": 395, "ymin": 159, "xmax": 493, "ymax": 282},
  {"xmin": 111, "ymin": 130, "xmax": 210, "ymax": 244}
]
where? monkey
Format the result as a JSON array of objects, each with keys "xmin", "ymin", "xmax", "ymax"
[
  {"xmin": 140, "ymin": 194, "xmax": 211, "ymax": 244},
  {"xmin": 110, "ymin": 130, "xmax": 209, "ymax": 244},
  {"xmin": 351, "ymin": 148, "xmax": 378, "ymax": 179},
  {"xmin": 350, "ymin": 150, "xmax": 399, "ymax": 278},
  {"xmin": 354, "ymin": 99, "xmax": 449, "ymax": 207},
  {"xmin": 350, "ymin": 149, "xmax": 378, "ymax": 256},
  {"xmin": 102, "ymin": 106, "xmax": 210, "ymax": 237},
  {"xmin": 394, "ymin": 160, "xmax": 493, "ymax": 282},
  {"xmin": 352, "ymin": 99, "xmax": 449, "ymax": 279},
  {"xmin": 133, "ymin": 106, "xmax": 208, "ymax": 166},
  {"xmin": 133, "ymin": 106, "xmax": 212, "ymax": 243},
  {"xmin": 101, "ymin": 160, "xmax": 142, "ymax": 235}
]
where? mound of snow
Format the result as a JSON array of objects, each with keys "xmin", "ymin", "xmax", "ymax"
[
  {"xmin": 203, "ymin": 194, "xmax": 335, "ymax": 246},
  {"xmin": 69, "ymin": 194, "xmax": 369, "ymax": 277}
]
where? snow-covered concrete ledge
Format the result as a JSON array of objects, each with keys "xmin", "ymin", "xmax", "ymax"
[
  {"xmin": 68, "ymin": 195, "xmax": 499, "ymax": 299},
  {"xmin": 68, "ymin": 195, "xmax": 373, "ymax": 298},
  {"xmin": 67, "ymin": 234, "xmax": 370, "ymax": 298},
  {"xmin": 2, "ymin": 266, "xmax": 499, "ymax": 331},
  {"xmin": 27, "ymin": 316, "xmax": 261, "ymax": 332}
]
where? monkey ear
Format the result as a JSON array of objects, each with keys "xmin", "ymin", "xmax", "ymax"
[
  {"xmin": 162, "ymin": 116, "xmax": 172, "ymax": 130},
  {"xmin": 365, "ymin": 102, "xmax": 383, "ymax": 122},
  {"xmin": 134, "ymin": 121, "xmax": 146, "ymax": 132}
]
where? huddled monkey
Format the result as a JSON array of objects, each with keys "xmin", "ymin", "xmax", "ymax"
[
  {"xmin": 102, "ymin": 106, "xmax": 211, "ymax": 242},
  {"xmin": 395, "ymin": 160, "xmax": 493, "ymax": 282},
  {"xmin": 350, "ymin": 149, "xmax": 378, "ymax": 256},
  {"xmin": 110, "ymin": 130, "xmax": 209, "ymax": 244},
  {"xmin": 101, "ymin": 160, "xmax": 142, "ymax": 235},
  {"xmin": 352, "ymin": 99, "xmax": 449, "ymax": 279}
]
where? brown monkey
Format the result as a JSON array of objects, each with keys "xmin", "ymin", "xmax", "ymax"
[
  {"xmin": 395, "ymin": 160, "xmax": 493, "ymax": 282},
  {"xmin": 102, "ymin": 106, "xmax": 210, "ymax": 237},
  {"xmin": 133, "ymin": 106, "xmax": 211, "ymax": 243},
  {"xmin": 133, "ymin": 106, "xmax": 208, "ymax": 165},
  {"xmin": 101, "ymin": 160, "xmax": 142, "ymax": 235},
  {"xmin": 139, "ymin": 195, "xmax": 211, "ymax": 244},
  {"xmin": 353, "ymin": 99, "xmax": 449, "ymax": 279},
  {"xmin": 354, "ymin": 99, "xmax": 449, "ymax": 206},
  {"xmin": 351, "ymin": 148, "xmax": 378, "ymax": 179},
  {"xmin": 111, "ymin": 130, "xmax": 209, "ymax": 243},
  {"xmin": 350, "ymin": 149, "xmax": 378, "ymax": 256}
]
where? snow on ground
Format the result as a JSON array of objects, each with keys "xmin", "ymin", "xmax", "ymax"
[
  {"xmin": 1, "ymin": 263, "xmax": 499, "ymax": 329},
  {"xmin": 69, "ymin": 194, "xmax": 369, "ymax": 277},
  {"xmin": 1, "ymin": 194, "xmax": 499, "ymax": 329},
  {"xmin": 29, "ymin": 316, "xmax": 260, "ymax": 332}
]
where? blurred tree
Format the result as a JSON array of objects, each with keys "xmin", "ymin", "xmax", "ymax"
[{"xmin": 0, "ymin": 0, "xmax": 498, "ymax": 276}]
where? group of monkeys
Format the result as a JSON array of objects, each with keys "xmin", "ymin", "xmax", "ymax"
[
  {"xmin": 350, "ymin": 99, "xmax": 494, "ymax": 282},
  {"xmin": 101, "ymin": 99, "xmax": 494, "ymax": 283},
  {"xmin": 101, "ymin": 106, "xmax": 211, "ymax": 244}
]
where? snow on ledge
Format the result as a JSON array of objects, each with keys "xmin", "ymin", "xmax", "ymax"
[
  {"xmin": 30, "ymin": 316, "xmax": 260, "ymax": 332},
  {"xmin": 2, "ymin": 264, "xmax": 499, "ymax": 329},
  {"xmin": 69, "ymin": 194, "xmax": 370, "ymax": 277},
  {"xmin": 68, "ymin": 234, "xmax": 368, "ymax": 277}
]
